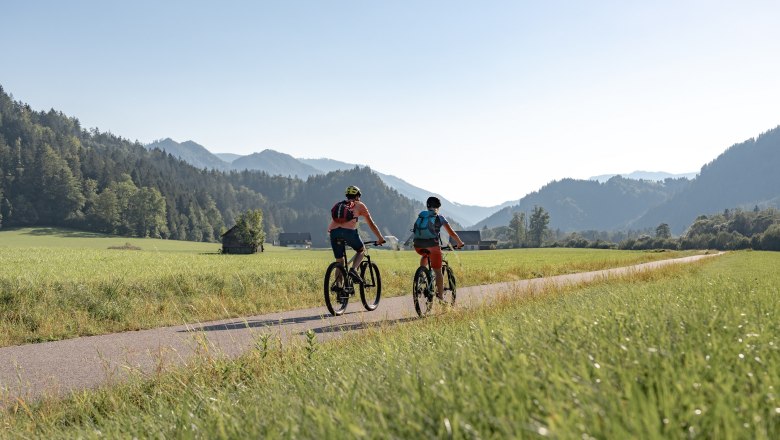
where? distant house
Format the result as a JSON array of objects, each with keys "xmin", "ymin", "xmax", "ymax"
[
  {"xmin": 455, "ymin": 231, "xmax": 482, "ymax": 251},
  {"xmin": 221, "ymin": 226, "xmax": 260, "ymax": 254},
  {"xmin": 383, "ymin": 235, "xmax": 400, "ymax": 250},
  {"xmin": 279, "ymin": 232, "xmax": 312, "ymax": 249},
  {"xmin": 479, "ymin": 239, "xmax": 498, "ymax": 250}
]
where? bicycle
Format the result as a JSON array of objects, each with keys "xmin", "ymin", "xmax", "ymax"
[
  {"xmin": 412, "ymin": 244, "xmax": 458, "ymax": 317},
  {"xmin": 324, "ymin": 240, "xmax": 382, "ymax": 316}
]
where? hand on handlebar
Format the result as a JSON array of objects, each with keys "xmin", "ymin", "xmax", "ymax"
[{"xmin": 442, "ymin": 242, "xmax": 463, "ymax": 250}]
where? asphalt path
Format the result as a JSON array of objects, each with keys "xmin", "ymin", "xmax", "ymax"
[{"xmin": 0, "ymin": 253, "xmax": 720, "ymax": 405}]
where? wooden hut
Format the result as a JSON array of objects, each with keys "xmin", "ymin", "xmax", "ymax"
[
  {"xmin": 278, "ymin": 232, "xmax": 312, "ymax": 249},
  {"xmin": 221, "ymin": 226, "xmax": 259, "ymax": 254}
]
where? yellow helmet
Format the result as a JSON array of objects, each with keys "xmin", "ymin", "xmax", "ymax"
[{"xmin": 345, "ymin": 185, "xmax": 361, "ymax": 197}]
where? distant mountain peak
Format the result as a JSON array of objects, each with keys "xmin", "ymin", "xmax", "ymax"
[{"xmin": 145, "ymin": 138, "xmax": 230, "ymax": 171}]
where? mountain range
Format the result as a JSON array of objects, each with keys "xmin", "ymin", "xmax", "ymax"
[
  {"xmin": 11, "ymin": 81, "xmax": 778, "ymax": 245},
  {"xmin": 146, "ymin": 139, "xmax": 699, "ymax": 228},
  {"xmin": 475, "ymin": 126, "xmax": 780, "ymax": 235},
  {"xmin": 147, "ymin": 129, "xmax": 780, "ymax": 234},
  {"xmin": 146, "ymin": 139, "xmax": 513, "ymax": 226},
  {"xmin": 589, "ymin": 171, "xmax": 698, "ymax": 183}
]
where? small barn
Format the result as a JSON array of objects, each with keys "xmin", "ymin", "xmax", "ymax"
[
  {"xmin": 479, "ymin": 239, "xmax": 498, "ymax": 250},
  {"xmin": 278, "ymin": 232, "xmax": 312, "ymax": 249},
  {"xmin": 221, "ymin": 226, "xmax": 260, "ymax": 254},
  {"xmin": 455, "ymin": 230, "xmax": 482, "ymax": 251}
]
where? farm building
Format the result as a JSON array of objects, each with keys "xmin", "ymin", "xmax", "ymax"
[
  {"xmin": 221, "ymin": 226, "xmax": 261, "ymax": 254},
  {"xmin": 455, "ymin": 230, "xmax": 482, "ymax": 251},
  {"xmin": 479, "ymin": 239, "xmax": 498, "ymax": 250},
  {"xmin": 278, "ymin": 232, "xmax": 312, "ymax": 249}
]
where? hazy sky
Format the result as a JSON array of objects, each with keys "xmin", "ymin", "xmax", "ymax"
[{"xmin": 3, "ymin": 1, "xmax": 780, "ymax": 206}]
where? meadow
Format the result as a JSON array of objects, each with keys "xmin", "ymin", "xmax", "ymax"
[
  {"xmin": 0, "ymin": 228, "xmax": 701, "ymax": 347},
  {"xmin": 2, "ymin": 249, "xmax": 777, "ymax": 438}
]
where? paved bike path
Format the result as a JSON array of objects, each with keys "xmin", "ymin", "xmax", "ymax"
[{"xmin": 0, "ymin": 253, "xmax": 719, "ymax": 404}]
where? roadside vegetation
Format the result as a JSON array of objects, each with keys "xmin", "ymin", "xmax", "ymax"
[
  {"xmin": 0, "ymin": 227, "xmax": 701, "ymax": 346},
  {"xmin": 2, "ymin": 251, "xmax": 777, "ymax": 438},
  {"xmin": 486, "ymin": 207, "xmax": 780, "ymax": 252}
]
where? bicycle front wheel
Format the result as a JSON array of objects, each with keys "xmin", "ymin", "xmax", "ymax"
[
  {"xmin": 324, "ymin": 262, "xmax": 350, "ymax": 316},
  {"xmin": 359, "ymin": 261, "xmax": 382, "ymax": 311},
  {"xmin": 413, "ymin": 267, "xmax": 433, "ymax": 317},
  {"xmin": 442, "ymin": 263, "xmax": 457, "ymax": 305}
]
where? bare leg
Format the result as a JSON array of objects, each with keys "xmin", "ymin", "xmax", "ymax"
[
  {"xmin": 351, "ymin": 248, "xmax": 365, "ymax": 271},
  {"xmin": 335, "ymin": 257, "xmax": 347, "ymax": 283},
  {"xmin": 433, "ymin": 267, "xmax": 444, "ymax": 299}
]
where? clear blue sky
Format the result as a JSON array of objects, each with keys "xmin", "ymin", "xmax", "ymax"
[{"xmin": 3, "ymin": 1, "xmax": 780, "ymax": 206}]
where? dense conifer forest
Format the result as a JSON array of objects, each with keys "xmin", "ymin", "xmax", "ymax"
[{"xmin": 0, "ymin": 86, "xmax": 420, "ymax": 246}]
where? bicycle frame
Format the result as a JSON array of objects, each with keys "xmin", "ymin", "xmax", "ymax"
[
  {"xmin": 413, "ymin": 244, "xmax": 458, "ymax": 317},
  {"xmin": 324, "ymin": 239, "xmax": 382, "ymax": 316}
]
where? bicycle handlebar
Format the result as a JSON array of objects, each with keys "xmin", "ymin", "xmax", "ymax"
[{"xmin": 364, "ymin": 240, "xmax": 384, "ymax": 246}]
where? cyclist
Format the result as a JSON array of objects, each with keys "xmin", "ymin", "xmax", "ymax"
[
  {"xmin": 413, "ymin": 196, "xmax": 464, "ymax": 299},
  {"xmin": 328, "ymin": 185, "xmax": 386, "ymax": 284}
]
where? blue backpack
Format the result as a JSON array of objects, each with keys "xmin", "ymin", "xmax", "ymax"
[{"xmin": 412, "ymin": 210, "xmax": 441, "ymax": 241}]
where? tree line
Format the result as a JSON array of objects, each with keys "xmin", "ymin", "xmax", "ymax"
[{"xmin": 486, "ymin": 204, "xmax": 780, "ymax": 252}]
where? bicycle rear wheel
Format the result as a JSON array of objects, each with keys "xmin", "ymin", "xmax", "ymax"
[
  {"xmin": 324, "ymin": 262, "xmax": 350, "ymax": 316},
  {"xmin": 412, "ymin": 267, "xmax": 433, "ymax": 317},
  {"xmin": 359, "ymin": 261, "xmax": 382, "ymax": 311},
  {"xmin": 442, "ymin": 263, "xmax": 457, "ymax": 305}
]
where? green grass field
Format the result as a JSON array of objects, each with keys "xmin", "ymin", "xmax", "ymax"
[
  {"xmin": 2, "ymin": 250, "xmax": 777, "ymax": 438},
  {"xmin": 0, "ymin": 227, "xmax": 701, "ymax": 346}
]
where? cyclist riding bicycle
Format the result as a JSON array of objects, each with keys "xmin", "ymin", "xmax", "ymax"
[
  {"xmin": 413, "ymin": 196, "xmax": 464, "ymax": 300},
  {"xmin": 328, "ymin": 185, "xmax": 386, "ymax": 283}
]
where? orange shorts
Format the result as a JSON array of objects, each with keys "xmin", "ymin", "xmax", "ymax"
[{"xmin": 415, "ymin": 246, "xmax": 442, "ymax": 269}]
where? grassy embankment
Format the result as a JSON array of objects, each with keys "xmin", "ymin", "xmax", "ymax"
[
  {"xmin": 2, "ymin": 250, "xmax": 777, "ymax": 438},
  {"xmin": 1, "ymin": 227, "xmax": 701, "ymax": 346}
]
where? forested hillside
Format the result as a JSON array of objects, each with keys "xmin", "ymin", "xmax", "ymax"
[
  {"xmin": 476, "ymin": 127, "xmax": 780, "ymax": 235},
  {"xmin": 231, "ymin": 150, "xmax": 321, "ymax": 178},
  {"xmin": 473, "ymin": 176, "xmax": 690, "ymax": 232},
  {"xmin": 0, "ymin": 86, "xmax": 420, "ymax": 246},
  {"xmin": 634, "ymin": 126, "xmax": 780, "ymax": 234},
  {"xmin": 147, "ymin": 139, "xmax": 507, "ymax": 226}
]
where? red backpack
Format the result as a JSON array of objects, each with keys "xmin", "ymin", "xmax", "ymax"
[{"xmin": 331, "ymin": 200, "xmax": 356, "ymax": 223}]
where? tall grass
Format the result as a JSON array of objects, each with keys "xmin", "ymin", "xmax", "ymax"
[
  {"xmin": 1, "ymin": 227, "xmax": 701, "ymax": 346},
  {"xmin": 2, "ymin": 251, "xmax": 776, "ymax": 439}
]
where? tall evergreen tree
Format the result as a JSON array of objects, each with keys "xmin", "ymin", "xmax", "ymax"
[
  {"xmin": 655, "ymin": 223, "xmax": 672, "ymax": 239},
  {"xmin": 508, "ymin": 211, "xmax": 527, "ymax": 247},
  {"xmin": 529, "ymin": 206, "xmax": 550, "ymax": 247}
]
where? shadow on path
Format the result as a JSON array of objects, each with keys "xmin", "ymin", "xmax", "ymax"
[
  {"xmin": 182, "ymin": 312, "xmax": 336, "ymax": 332},
  {"xmin": 307, "ymin": 316, "xmax": 419, "ymax": 335}
]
